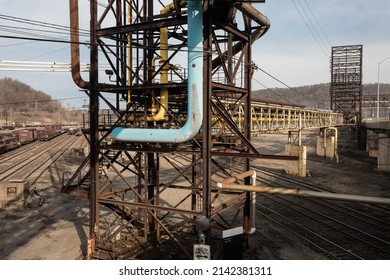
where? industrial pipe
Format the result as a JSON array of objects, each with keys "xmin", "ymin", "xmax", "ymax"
[
  {"xmin": 326, "ymin": 127, "xmax": 339, "ymax": 163},
  {"xmin": 70, "ymin": 0, "xmax": 89, "ymax": 89},
  {"xmin": 212, "ymin": 2, "xmax": 270, "ymax": 69},
  {"xmin": 217, "ymin": 179, "xmax": 390, "ymax": 206},
  {"xmin": 111, "ymin": 0, "xmax": 203, "ymax": 143},
  {"xmin": 128, "ymin": 1, "xmax": 187, "ymax": 121},
  {"xmin": 218, "ymin": 170, "xmax": 257, "ymax": 234},
  {"xmin": 144, "ymin": 2, "xmax": 181, "ymax": 121},
  {"xmin": 234, "ymin": 2, "xmax": 270, "ymax": 40},
  {"xmin": 250, "ymin": 172, "xmax": 257, "ymax": 234}
]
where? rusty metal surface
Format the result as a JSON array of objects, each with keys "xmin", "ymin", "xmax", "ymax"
[
  {"xmin": 330, "ymin": 45, "xmax": 363, "ymax": 124},
  {"xmin": 67, "ymin": 0, "xmax": 335, "ymax": 259}
]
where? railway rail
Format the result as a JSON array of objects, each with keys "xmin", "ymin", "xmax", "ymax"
[
  {"xmin": 2, "ymin": 126, "xmax": 387, "ymax": 259},
  {"xmin": 250, "ymin": 166, "xmax": 390, "ymax": 259},
  {"xmin": 161, "ymin": 151, "xmax": 390, "ymax": 259},
  {"xmin": 0, "ymin": 133, "xmax": 85, "ymax": 187}
]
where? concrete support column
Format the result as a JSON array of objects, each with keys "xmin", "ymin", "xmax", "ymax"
[
  {"xmin": 316, "ymin": 128, "xmax": 338, "ymax": 161},
  {"xmin": 378, "ymin": 133, "xmax": 390, "ymax": 172},
  {"xmin": 366, "ymin": 130, "xmax": 379, "ymax": 158},
  {"xmin": 0, "ymin": 180, "xmax": 29, "ymax": 208},
  {"xmin": 285, "ymin": 144, "xmax": 306, "ymax": 177}
]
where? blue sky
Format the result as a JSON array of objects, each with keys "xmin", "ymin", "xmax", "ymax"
[{"xmin": 0, "ymin": 0, "xmax": 389, "ymax": 109}]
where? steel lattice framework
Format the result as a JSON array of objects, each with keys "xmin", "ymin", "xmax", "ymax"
[
  {"xmin": 330, "ymin": 45, "xmax": 363, "ymax": 124},
  {"xmin": 65, "ymin": 0, "xmax": 306, "ymax": 259}
]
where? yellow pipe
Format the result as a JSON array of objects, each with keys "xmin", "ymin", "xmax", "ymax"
[
  {"xmin": 149, "ymin": 56, "xmax": 161, "ymax": 114},
  {"xmin": 127, "ymin": 2, "xmax": 132, "ymax": 105},
  {"xmin": 144, "ymin": 0, "xmax": 187, "ymax": 122},
  {"xmin": 326, "ymin": 127, "xmax": 338, "ymax": 163}
]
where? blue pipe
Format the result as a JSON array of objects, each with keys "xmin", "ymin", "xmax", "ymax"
[{"xmin": 111, "ymin": 0, "xmax": 203, "ymax": 143}]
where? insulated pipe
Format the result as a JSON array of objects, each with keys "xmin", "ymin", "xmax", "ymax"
[
  {"xmin": 111, "ymin": 0, "xmax": 203, "ymax": 143},
  {"xmin": 217, "ymin": 180, "xmax": 390, "ymax": 206}
]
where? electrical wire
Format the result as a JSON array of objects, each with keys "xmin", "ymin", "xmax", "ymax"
[
  {"xmin": 252, "ymin": 76, "xmax": 297, "ymax": 105},
  {"xmin": 0, "ymin": 14, "xmax": 89, "ymax": 35},
  {"xmin": 0, "ymin": 96, "xmax": 86, "ymax": 106},
  {"xmin": 303, "ymin": 0, "xmax": 332, "ymax": 48},
  {"xmin": 296, "ymin": 0, "xmax": 330, "ymax": 54},
  {"xmin": 291, "ymin": 0, "xmax": 330, "ymax": 58},
  {"xmin": 255, "ymin": 66, "xmax": 308, "ymax": 98}
]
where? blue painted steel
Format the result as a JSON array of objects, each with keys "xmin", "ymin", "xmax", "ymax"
[{"xmin": 111, "ymin": 0, "xmax": 203, "ymax": 143}]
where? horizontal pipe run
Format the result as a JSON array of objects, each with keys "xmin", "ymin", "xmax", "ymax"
[
  {"xmin": 220, "ymin": 170, "xmax": 256, "ymax": 184},
  {"xmin": 216, "ymin": 182, "xmax": 390, "ymax": 206}
]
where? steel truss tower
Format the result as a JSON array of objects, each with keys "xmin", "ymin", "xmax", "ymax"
[
  {"xmin": 67, "ymin": 0, "xmax": 277, "ymax": 259},
  {"xmin": 330, "ymin": 45, "xmax": 363, "ymax": 125}
]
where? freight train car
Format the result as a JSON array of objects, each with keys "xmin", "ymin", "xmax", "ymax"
[
  {"xmin": 38, "ymin": 124, "xmax": 64, "ymax": 141},
  {"xmin": 0, "ymin": 140, "xmax": 7, "ymax": 154},
  {"xmin": 0, "ymin": 132, "xmax": 20, "ymax": 152},
  {"xmin": 0, "ymin": 124, "xmax": 64, "ymax": 154},
  {"xmin": 15, "ymin": 128, "xmax": 38, "ymax": 145}
]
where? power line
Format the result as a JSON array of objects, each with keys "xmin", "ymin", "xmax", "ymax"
[
  {"xmin": 252, "ymin": 76, "xmax": 297, "ymax": 105},
  {"xmin": 291, "ymin": 0, "xmax": 330, "ymax": 58},
  {"xmin": 0, "ymin": 13, "xmax": 89, "ymax": 49},
  {"xmin": 303, "ymin": 0, "xmax": 332, "ymax": 48},
  {"xmin": 255, "ymin": 65, "xmax": 308, "ymax": 98},
  {"xmin": 296, "ymin": 0, "xmax": 330, "ymax": 53},
  {"xmin": 0, "ymin": 97, "xmax": 86, "ymax": 106},
  {"xmin": 0, "ymin": 14, "xmax": 89, "ymax": 35}
]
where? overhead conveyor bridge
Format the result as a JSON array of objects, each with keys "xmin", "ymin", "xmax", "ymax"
[
  {"xmin": 89, "ymin": 100, "xmax": 344, "ymax": 136},
  {"xmin": 215, "ymin": 98, "xmax": 344, "ymax": 134}
]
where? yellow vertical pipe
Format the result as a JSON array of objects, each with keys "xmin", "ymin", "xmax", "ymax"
[
  {"xmin": 127, "ymin": 2, "xmax": 132, "ymax": 105},
  {"xmin": 145, "ymin": 1, "xmax": 187, "ymax": 122}
]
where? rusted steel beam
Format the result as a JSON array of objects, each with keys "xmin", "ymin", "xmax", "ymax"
[
  {"xmin": 211, "ymin": 99, "xmax": 260, "ymax": 155},
  {"xmin": 210, "ymin": 151, "xmax": 299, "ymax": 160},
  {"xmin": 98, "ymin": 198, "xmax": 200, "ymax": 216},
  {"xmin": 97, "ymin": 16, "xmax": 187, "ymax": 36}
]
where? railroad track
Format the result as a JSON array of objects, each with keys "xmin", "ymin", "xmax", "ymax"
[
  {"xmin": 161, "ymin": 152, "xmax": 390, "ymax": 259},
  {"xmin": 0, "ymin": 134, "xmax": 83, "ymax": 186},
  {"xmin": 250, "ymin": 166, "xmax": 390, "ymax": 259},
  {"xmin": 0, "ymin": 138, "xmax": 50, "ymax": 163}
]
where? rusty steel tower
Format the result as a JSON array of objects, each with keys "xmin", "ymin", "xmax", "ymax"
[
  {"xmin": 330, "ymin": 45, "xmax": 363, "ymax": 125},
  {"xmin": 66, "ymin": 0, "xmax": 277, "ymax": 259}
]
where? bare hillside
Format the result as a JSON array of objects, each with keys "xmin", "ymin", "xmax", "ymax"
[
  {"xmin": 253, "ymin": 83, "xmax": 390, "ymax": 109},
  {"xmin": 0, "ymin": 78, "xmax": 82, "ymax": 126}
]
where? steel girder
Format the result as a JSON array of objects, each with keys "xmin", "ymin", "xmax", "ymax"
[{"xmin": 68, "ymin": 0, "xmax": 273, "ymax": 259}]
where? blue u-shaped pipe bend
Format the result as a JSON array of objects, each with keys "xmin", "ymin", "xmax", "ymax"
[{"xmin": 111, "ymin": 0, "xmax": 203, "ymax": 143}]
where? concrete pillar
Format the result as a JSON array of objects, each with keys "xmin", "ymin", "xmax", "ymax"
[
  {"xmin": 366, "ymin": 130, "xmax": 379, "ymax": 158},
  {"xmin": 378, "ymin": 133, "xmax": 390, "ymax": 172},
  {"xmin": 285, "ymin": 144, "xmax": 306, "ymax": 177},
  {"xmin": 0, "ymin": 180, "xmax": 29, "ymax": 208},
  {"xmin": 317, "ymin": 135, "xmax": 336, "ymax": 160}
]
